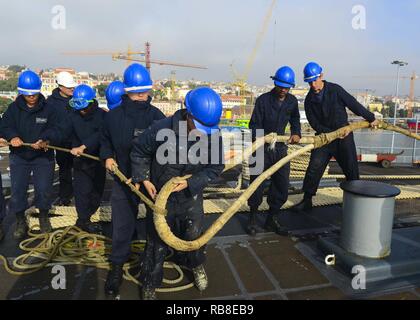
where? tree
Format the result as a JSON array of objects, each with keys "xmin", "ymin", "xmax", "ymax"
[
  {"xmin": 0, "ymin": 97, "xmax": 13, "ymax": 114},
  {"xmin": 398, "ymin": 109, "xmax": 408, "ymax": 118},
  {"xmin": 163, "ymin": 81, "xmax": 172, "ymax": 88},
  {"xmin": 188, "ymin": 82, "xmax": 200, "ymax": 90},
  {"xmin": 7, "ymin": 65, "xmax": 26, "ymax": 73},
  {"xmin": 152, "ymin": 89, "xmax": 166, "ymax": 101},
  {"xmin": 384, "ymin": 101, "xmax": 396, "ymax": 118},
  {"xmin": 94, "ymin": 84, "xmax": 108, "ymax": 97},
  {"xmin": 0, "ymin": 78, "xmax": 18, "ymax": 92}
]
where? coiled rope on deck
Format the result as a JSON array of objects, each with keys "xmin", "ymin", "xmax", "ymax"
[{"xmin": 0, "ymin": 225, "xmax": 194, "ymax": 292}]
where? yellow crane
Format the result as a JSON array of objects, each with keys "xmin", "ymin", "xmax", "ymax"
[
  {"xmin": 62, "ymin": 42, "xmax": 207, "ymax": 74},
  {"xmin": 62, "ymin": 45, "xmax": 145, "ymax": 67},
  {"xmin": 230, "ymin": 0, "xmax": 277, "ymax": 116}
]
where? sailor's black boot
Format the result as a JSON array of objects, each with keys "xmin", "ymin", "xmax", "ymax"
[
  {"xmin": 290, "ymin": 194, "xmax": 313, "ymax": 213},
  {"xmin": 265, "ymin": 210, "xmax": 289, "ymax": 236},
  {"xmin": 246, "ymin": 207, "xmax": 258, "ymax": 236},
  {"xmin": 105, "ymin": 263, "xmax": 124, "ymax": 296},
  {"xmin": 142, "ymin": 286, "xmax": 157, "ymax": 300},
  {"xmin": 13, "ymin": 211, "xmax": 28, "ymax": 240},
  {"xmin": 76, "ymin": 219, "xmax": 102, "ymax": 234},
  {"xmin": 192, "ymin": 264, "xmax": 208, "ymax": 292},
  {"xmin": 39, "ymin": 210, "xmax": 52, "ymax": 234}
]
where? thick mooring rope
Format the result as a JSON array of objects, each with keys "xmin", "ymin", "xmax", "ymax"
[
  {"xmin": 0, "ymin": 225, "xmax": 194, "ymax": 292},
  {"xmin": 152, "ymin": 121, "xmax": 420, "ymax": 251}
]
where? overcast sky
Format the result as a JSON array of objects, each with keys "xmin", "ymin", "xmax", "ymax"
[{"xmin": 0, "ymin": 0, "xmax": 419, "ymax": 96}]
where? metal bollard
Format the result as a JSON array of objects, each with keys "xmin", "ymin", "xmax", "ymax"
[{"xmin": 339, "ymin": 180, "xmax": 401, "ymax": 259}]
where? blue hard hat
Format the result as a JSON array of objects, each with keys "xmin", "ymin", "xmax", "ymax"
[
  {"xmin": 123, "ymin": 63, "xmax": 153, "ymax": 93},
  {"xmin": 304, "ymin": 62, "xmax": 323, "ymax": 83},
  {"xmin": 18, "ymin": 70, "xmax": 42, "ymax": 96},
  {"xmin": 271, "ymin": 66, "xmax": 295, "ymax": 88},
  {"xmin": 69, "ymin": 84, "xmax": 96, "ymax": 110},
  {"xmin": 185, "ymin": 87, "xmax": 223, "ymax": 135},
  {"xmin": 105, "ymin": 81, "xmax": 125, "ymax": 110}
]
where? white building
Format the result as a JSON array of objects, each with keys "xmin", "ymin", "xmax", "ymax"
[
  {"xmin": 153, "ymin": 102, "xmax": 182, "ymax": 116},
  {"xmin": 40, "ymin": 68, "xmax": 107, "ymax": 97},
  {"xmin": 177, "ymin": 89, "xmax": 190, "ymax": 100},
  {"xmin": 0, "ymin": 66, "xmax": 9, "ymax": 81},
  {"xmin": 221, "ymin": 95, "xmax": 246, "ymax": 110}
]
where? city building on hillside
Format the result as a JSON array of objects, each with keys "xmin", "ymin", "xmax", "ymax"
[
  {"xmin": 153, "ymin": 101, "xmax": 182, "ymax": 116},
  {"xmin": 221, "ymin": 95, "xmax": 246, "ymax": 110},
  {"xmin": 0, "ymin": 66, "xmax": 8, "ymax": 81},
  {"xmin": 40, "ymin": 68, "xmax": 112, "ymax": 97}
]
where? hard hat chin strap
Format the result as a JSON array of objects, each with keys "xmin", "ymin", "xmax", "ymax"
[
  {"xmin": 187, "ymin": 112, "xmax": 218, "ymax": 128},
  {"xmin": 304, "ymin": 74, "xmax": 321, "ymax": 81},
  {"xmin": 270, "ymin": 76, "xmax": 295, "ymax": 87}
]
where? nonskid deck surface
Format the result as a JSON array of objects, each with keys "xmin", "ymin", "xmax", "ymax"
[
  {"xmin": 1, "ymin": 198, "xmax": 420, "ymax": 300},
  {"xmin": 1, "ymin": 223, "xmax": 420, "ymax": 300},
  {"xmin": 0, "ymin": 159, "xmax": 419, "ymax": 300}
]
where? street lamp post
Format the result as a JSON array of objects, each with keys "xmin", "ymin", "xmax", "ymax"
[{"xmin": 390, "ymin": 60, "xmax": 408, "ymax": 154}]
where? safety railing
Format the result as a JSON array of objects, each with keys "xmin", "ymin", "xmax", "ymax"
[{"xmin": 353, "ymin": 117, "xmax": 420, "ymax": 164}]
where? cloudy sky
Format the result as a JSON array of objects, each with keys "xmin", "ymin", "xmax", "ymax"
[{"xmin": 0, "ymin": 0, "xmax": 419, "ymax": 95}]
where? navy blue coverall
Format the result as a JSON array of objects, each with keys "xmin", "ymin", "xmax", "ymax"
[
  {"xmin": 0, "ymin": 174, "xmax": 5, "ymax": 224},
  {"xmin": 248, "ymin": 89, "xmax": 301, "ymax": 212},
  {"xmin": 1, "ymin": 94, "xmax": 62, "ymax": 216},
  {"xmin": 131, "ymin": 109, "xmax": 225, "ymax": 289},
  {"xmin": 47, "ymin": 88, "xmax": 74, "ymax": 202},
  {"xmin": 0, "ymin": 117, "xmax": 6, "ymax": 223},
  {"xmin": 68, "ymin": 101, "xmax": 106, "ymax": 223},
  {"xmin": 100, "ymin": 95, "xmax": 165, "ymax": 265},
  {"xmin": 303, "ymin": 81, "xmax": 376, "ymax": 197}
]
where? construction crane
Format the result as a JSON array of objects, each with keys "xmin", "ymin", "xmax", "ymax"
[
  {"xmin": 353, "ymin": 72, "xmax": 418, "ymax": 117},
  {"xmin": 169, "ymin": 70, "xmax": 178, "ymax": 101},
  {"xmin": 62, "ymin": 45, "xmax": 144, "ymax": 67},
  {"xmin": 113, "ymin": 43, "xmax": 207, "ymax": 72},
  {"xmin": 62, "ymin": 42, "xmax": 207, "ymax": 75},
  {"xmin": 230, "ymin": 0, "xmax": 277, "ymax": 116},
  {"xmin": 408, "ymin": 72, "xmax": 419, "ymax": 117}
]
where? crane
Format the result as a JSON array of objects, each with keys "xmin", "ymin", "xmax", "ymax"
[
  {"xmin": 62, "ymin": 42, "xmax": 207, "ymax": 74},
  {"xmin": 112, "ymin": 42, "xmax": 207, "ymax": 71},
  {"xmin": 243, "ymin": 0, "xmax": 277, "ymax": 82},
  {"xmin": 170, "ymin": 71, "xmax": 178, "ymax": 101},
  {"xmin": 231, "ymin": 0, "xmax": 277, "ymax": 96},
  {"xmin": 409, "ymin": 72, "xmax": 418, "ymax": 117},
  {"xmin": 62, "ymin": 44, "xmax": 145, "ymax": 67}
]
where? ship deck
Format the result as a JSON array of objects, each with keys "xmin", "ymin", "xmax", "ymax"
[{"xmin": 0, "ymin": 163, "xmax": 419, "ymax": 300}]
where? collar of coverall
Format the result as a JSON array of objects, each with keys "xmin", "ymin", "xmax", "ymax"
[
  {"xmin": 16, "ymin": 93, "xmax": 46, "ymax": 113},
  {"xmin": 309, "ymin": 80, "xmax": 328, "ymax": 103}
]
